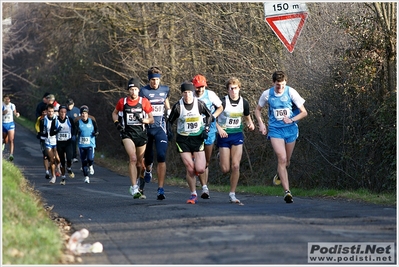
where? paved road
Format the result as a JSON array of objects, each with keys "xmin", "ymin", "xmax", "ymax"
[{"xmin": 9, "ymin": 123, "xmax": 396, "ymax": 264}]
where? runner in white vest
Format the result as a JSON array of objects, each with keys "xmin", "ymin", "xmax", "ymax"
[{"xmin": 2, "ymin": 95, "xmax": 20, "ymax": 161}]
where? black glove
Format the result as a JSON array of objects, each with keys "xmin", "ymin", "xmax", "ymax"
[
  {"xmin": 134, "ymin": 113, "xmax": 143, "ymax": 123},
  {"xmin": 56, "ymin": 125, "xmax": 63, "ymax": 133},
  {"xmin": 36, "ymin": 133, "xmax": 41, "ymax": 139},
  {"xmin": 114, "ymin": 121, "xmax": 124, "ymax": 132},
  {"xmin": 92, "ymin": 131, "xmax": 99, "ymax": 137},
  {"xmin": 166, "ymin": 121, "xmax": 174, "ymax": 141},
  {"xmin": 201, "ymin": 126, "xmax": 210, "ymax": 140}
]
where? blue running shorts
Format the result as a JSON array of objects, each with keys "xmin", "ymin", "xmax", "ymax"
[
  {"xmin": 2, "ymin": 122, "xmax": 15, "ymax": 133},
  {"xmin": 268, "ymin": 124, "xmax": 298, "ymax": 143},
  {"xmin": 217, "ymin": 132, "xmax": 244, "ymax": 148}
]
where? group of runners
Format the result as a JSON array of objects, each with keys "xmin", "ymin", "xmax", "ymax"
[
  {"xmin": 33, "ymin": 93, "xmax": 99, "ymax": 185},
  {"xmin": 113, "ymin": 67, "xmax": 307, "ymax": 204},
  {"xmin": 2, "ymin": 68, "xmax": 307, "ymax": 204}
]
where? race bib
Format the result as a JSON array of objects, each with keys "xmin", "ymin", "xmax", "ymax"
[
  {"xmin": 184, "ymin": 116, "xmax": 201, "ymax": 133},
  {"xmin": 79, "ymin": 136, "xmax": 91, "ymax": 145},
  {"xmin": 225, "ymin": 117, "xmax": 241, "ymax": 128},
  {"xmin": 3, "ymin": 114, "xmax": 12, "ymax": 122},
  {"xmin": 273, "ymin": 108, "xmax": 290, "ymax": 120},
  {"xmin": 57, "ymin": 132, "xmax": 71, "ymax": 141},
  {"xmin": 126, "ymin": 113, "xmax": 141, "ymax": 125},
  {"xmin": 152, "ymin": 104, "xmax": 164, "ymax": 116}
]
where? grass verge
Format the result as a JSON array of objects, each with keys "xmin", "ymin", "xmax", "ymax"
[
  {"xmin": 15, "ymin": 115, "xmax": 36, "ymax": 133},
  {"xmin": 2, "ymin": 160, "xmax": 63, "ymax": 264}
]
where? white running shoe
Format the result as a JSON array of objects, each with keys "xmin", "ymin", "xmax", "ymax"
[
  {"xmin": 129, "ymin": 185, "xmax": 141, "ymax": 199},
  {"xmin": 89, "ymin": 165, "xmax": 94, "ymax": 175},
  {"xmin": 201, "ymin": 188, "xmax": 210, "ymax": 199},
  {"xmin": 84, "ymin": 176, "xmax": 90, "ymax": 183},
  {"xmin": 49, "ymin": 177, "xmax": 56, "ymax": 184},
  {"xmin": 229, "ymin": 193, "xmax": 240, "ymax": 204}
]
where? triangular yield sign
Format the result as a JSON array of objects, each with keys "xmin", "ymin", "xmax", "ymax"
[{"xmin": 265, "ymin": 12, "xmax": 308, "ymax": 53}]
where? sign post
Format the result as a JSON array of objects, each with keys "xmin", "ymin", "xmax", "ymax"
[{"xmin": 264, "ymin": 2, "xmax": 308, "ymax": 53}]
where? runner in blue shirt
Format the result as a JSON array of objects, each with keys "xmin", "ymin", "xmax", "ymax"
[
  {"xmin": 254, "ymin": 71, "xmax": 308, "ymax": 203},
  {"xmin": 139, "ymin": 66, "xmax": 171, "ymax": 200},
  {"xmin": 74, "ymin": 105, "xmax": 99, "ymax": 184}
]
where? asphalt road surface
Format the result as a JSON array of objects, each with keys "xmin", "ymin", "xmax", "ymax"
[{"xmin": 9, "ymin": 123, "xmax": 397, "ymax": 264}]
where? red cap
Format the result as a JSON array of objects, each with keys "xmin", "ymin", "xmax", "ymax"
[{"xmin": 192, "ymin": 74, "xmax": 207, "ymax": 88}]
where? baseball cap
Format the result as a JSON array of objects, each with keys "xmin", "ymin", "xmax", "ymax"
[
  {"xmin": 47, "ymin": 94, "xmax": 55, "ymax": 100},
  {"xmin": 67, "ymin": 99, "xmax": 74, "ymax": 105}
]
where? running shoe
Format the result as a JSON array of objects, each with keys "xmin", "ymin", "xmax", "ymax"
[
  {"xmin": 138, "ymin": 189, "xmax": 146, "ymax": 199},
  {"xmin": 157, "ymin": 187, "xmax": 165, "ymax": 200},
  {"xmin": 84, "ymin": 176, "xmax": 90, "ymax": 184},
  {"xmin": 49, "ymin": 177, "xmax": 56, "ymax": 184},
  {"xmin": 129, "ymin": 186, "xmax": 141, "ymax": 199},
  {"xmin": 186, "ymin": 194, "xmax": 198, "ymax": 204},
  {"xmin": 67, "ymin": 168, "xmax": 75, "ymax": 178},
  {"xmin": 45, "ymin": 171, "xmax": 50, "ymax": 179},
  {"xmin": 229, "ymin": 193, "xmax": 240, "ymax": 204},
  {"xmin": 284, "ymin": 190, "xmax": 293, "ymax": 203},
  {"xmin": 8, "ymin": 154, "xmax": 14, "ymax": 161},
  {"xmin": 144, "ymin": 170, "xmax": 152, "ymax": 183},
  {"xmin": 201, "ymin": 188, "xmax": 210, "ymax": 199},
  {"xmin": 72, "ymin": 158, "xmax": 79, "ymax": 163},
  {"xmin": 273, "ymin": 174, "xmax": 281, "ymax": 185},
  {"xmin": 60, "ymin": 177, "xmax": 66, "ymax": 185},
  {"xmin": 55, "ymin": 169, "xmax": 61, "ymax": 177},
  {"xmin": 89, "ymin": 165, "xmax": 94, "ymax": 175}
]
